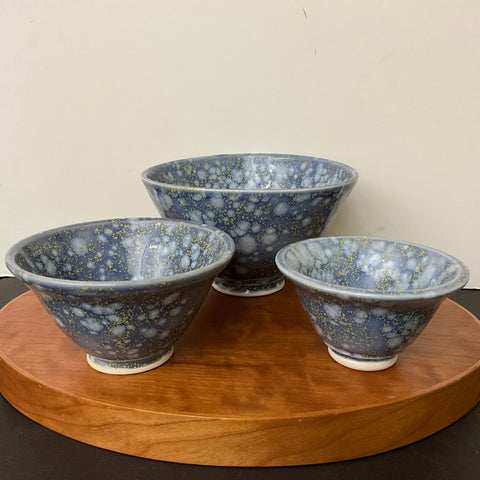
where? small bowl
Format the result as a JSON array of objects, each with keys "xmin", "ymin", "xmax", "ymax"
[
  {"xmin": 142, "ymin": 153, "xmax": 358, "ymax": 297},
  {"xmin": 5, "ymin": 218, "xmax": 234, "ymax": 374},
  {"xmin": 275, "ymin": 236, "xmax": 469, "ymax": 371}
]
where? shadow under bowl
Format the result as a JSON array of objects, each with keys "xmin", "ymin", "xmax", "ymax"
[
  {"xmin": 275, "ymin": 236, "xmax": 469, "ymax": 371},
  {"xmin": 5, "ymin": 217, "xmax": 235, "ymax": 374},
  {"xmin": 142, "ymin": 153, "xmax": 358, "ymax": 297}
]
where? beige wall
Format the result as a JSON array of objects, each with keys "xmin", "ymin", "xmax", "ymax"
[{"xmin": 1, "ymin": 1, "xmax": 479, "ymax": 286}]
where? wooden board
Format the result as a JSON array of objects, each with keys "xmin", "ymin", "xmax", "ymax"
[{"xmin": 0, "ymin": 283, "xmax": 480, "ymax": 467}]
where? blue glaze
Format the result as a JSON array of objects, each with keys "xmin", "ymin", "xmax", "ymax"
[
  {"xmin": 5, "ymin": 218, "xmax": 235, "ymax": 374},
  {"xmin": 276, "ymin": 236, "xmax": 469, "ymax": 370},
  {"xmin": 142, "ymin": 154, "xmax": 358, "ymax": 296}
]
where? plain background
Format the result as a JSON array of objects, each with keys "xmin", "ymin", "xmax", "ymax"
[{"xmin": 1, "ymin": 1, "xmax": 479, "ymax": 286}]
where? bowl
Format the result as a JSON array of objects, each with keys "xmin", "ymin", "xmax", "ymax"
[
  {"xmin": 142, "ymin": 153, "xmax": 358, "ymax": 297},
  {"xmin": 5, "ymin": 218, "xmax": 234, "ymax": 374},
  {"xmin": 275, "ymin": 236, "xmax": 469, "ymax": 371}
]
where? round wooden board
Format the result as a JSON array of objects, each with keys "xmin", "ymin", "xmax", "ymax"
[{"xmin": 1, "ymin": 283, "xmax": 480, "ymax": 467}]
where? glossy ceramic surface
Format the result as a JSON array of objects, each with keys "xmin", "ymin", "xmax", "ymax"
[
  {"xmin": 142, "ymin": 153, "xmax": 358, "ymax": 297},
  {"xmin": 5, "ymin": 218, "xmax": 234, "ymax": 374},
  {"xmin": 276, "ymin": 236, "xmax": 469, "ymax": 371}
]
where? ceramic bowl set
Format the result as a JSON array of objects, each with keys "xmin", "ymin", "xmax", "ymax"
[{"xmin": 5, "ymin": 154, "xmax": 469, "ymax": 374}]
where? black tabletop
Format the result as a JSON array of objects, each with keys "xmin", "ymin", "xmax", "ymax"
[{"xmin": 1, "ymin": 276, "xmax": 479, "ymax": 480}]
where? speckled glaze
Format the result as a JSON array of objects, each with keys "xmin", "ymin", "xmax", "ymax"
[
  {"xmin": 276, "ymin": 236, "xmax": 469, "ymax": 371},
  {"xmin": 5, "ymin": 218, "xmax": 234, "ymax": 374},
  {"xmin": 142, "ymin": 154, "xmax": 358, "ymax": 297}
]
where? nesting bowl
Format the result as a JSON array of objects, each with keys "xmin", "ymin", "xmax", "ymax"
[
  {"xmin": 276, "ymin": 236, "xmax": 469, "ymax": 371},
  {"xmin": 142, "ymin": 153, "xmax": 358, "ymax": 297},
  {"xmin": 5, "ymin": 218, "xmax": 234, "ymax": 374}
]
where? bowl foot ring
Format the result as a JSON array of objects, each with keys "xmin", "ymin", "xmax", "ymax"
[
  {"xmin": 213, "ymin": 277, "xmax": 285, "ymax": 297},
  {"xmin": 86, "ymin": 346, "xmax": 174, "ymax": 375},
  {"xmin": 328, "ymin": 347, "xmax": 398, "ymax": 372}
]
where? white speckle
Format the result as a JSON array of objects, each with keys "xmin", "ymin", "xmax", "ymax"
[
  {"xmin": 354, "ymin": 315, "xmax": 366, "ymax": 324},
  {"xmin": 141, "ymin": 327, "xmax": 157, "ymax": 338},
  {"xmin": 262, "ymin": 229, "xmax": 278, "ymax": 246},
  {"xmin": 148, "ymin": 309, "xmax": 160, "ymax": 320},
  {"xmin": 163, "ymin": 292, "xmax": 180, "ymax": 305},
  {"xmin": 190, "ymin": 210, "xmax": 202, "ymax": 223},
  {"xmin": 159, "ymin": 330, "xmax": 170, "ymax": 339},
  {"xmin": 324, "ymin": 303, "xmax": 342, "ymax": 319},
  {"xmin": 157, "ymin": 193, "xmax": 173, "ymax": 212},
  {"xmin": 71, "ymin": 237, "xmax": 88, "ymax": 256},
  {"xmin": 54, "ymin": 316, "xmax": 65, "ymax": 328},
  {"xmin": 211, "ymin": 195, "xmax": 224, "ymax": 208},
  {"xmin": 237, "ymin": 235, "xmax": 257, "ymax": 254},
  {"xmin": 294, "ymin": 193, "xmax": 310, "ymax": 203},
  {"xmin": 72, "ymin": 307, "xmax": 85, "ymax": 317},
  {"xmin": 183, "ymin": 234, "xmax": 192, "ymax": 248},
  {"xmin": 387, "ymin": 336, "xmax": 403, "ymax": 349},
  {"xmin": 40, "ymin": 255, "xmax": 57, "ymax": 275},
  {"xmin": 180, "ymin": 255, "xmax": 191, "ymax": 269},
  {"xmin": 170, "ymin": 306, "xmax": 182, "ymax": 317},
  {"xmin": 87, "ymin": 261, "xmax": 95, "ymax": 269},
  {"xmin": 235, "ymin": 221, "xmax": 250, "ymax": 237},
  {"xmin": 80, "ymin": 318, "xmax": 103, "ymax": 333},
  {"xmin": 104, "ymin": 228, "xmax": 113, "ymax": 236},
  {"xmin": 372, "ymin": 308, "xmax": 387, "ymax": 316},
  {"xmin": 274, "ymin": 202, "xmax": 288, "ymax": 216},
  {"xmin": 97, "ymin": 234, "xmax": 107, "ymax": 242},
  {"xmin": 302, "ymin": 217, "xmax": 312, "ymax": 227},
  {"xmin": 111, "ymin": 325, "xmax": 126, "ymax": 336}
]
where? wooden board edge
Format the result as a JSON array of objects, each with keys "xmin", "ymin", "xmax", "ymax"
[{"xmin": 1, "ymin": 349, "xmax": 480, "ymax": 467}]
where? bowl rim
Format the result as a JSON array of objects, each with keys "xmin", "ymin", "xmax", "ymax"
[
  {"xmin": 141, "ymin": 153, "xmax": 359, "ymax": 195},
  {"xmin": 275, "ymin": 236, "xmax": 470, "ymax": 301},
  {"xmin": 5, "ymin": 217, "xmax": 235, "ymax": 293}
]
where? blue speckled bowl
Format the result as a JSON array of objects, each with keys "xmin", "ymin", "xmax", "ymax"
[
  {"xmin": 142, "ymin": 153, "xmax": 358, "ymax": 297},
  {"xmin": 5, "ymin": 218, "xmax": 234, "ymax": 374},
  {"xmin": 275, "ymin": 236, "xmax": 469, "ymax": 371}
]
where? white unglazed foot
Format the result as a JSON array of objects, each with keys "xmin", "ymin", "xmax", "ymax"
[
  {"xmin": 328, "ymin": 347, "xmax": 398, "ymax": 372},
  {"xmin": 86, "ymin": 346, "xmax": 174, "ymax": 375}
]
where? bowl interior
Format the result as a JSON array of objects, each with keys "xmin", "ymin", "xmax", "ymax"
[
  {"xmin": 10, "ymin": 219, "xmax": 232, "ymax": 283},
  {"xmin": 144, "ymin": 154, "xmax": 357, "ymax": 191},
  {"xmin": 279, "ymin": 237, "xmax": 467, "ymax": 294}
]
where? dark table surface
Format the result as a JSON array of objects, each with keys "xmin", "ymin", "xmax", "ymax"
[{"xmin": 0, "ymin": 276, "xmax": 479, "ymax": 480}]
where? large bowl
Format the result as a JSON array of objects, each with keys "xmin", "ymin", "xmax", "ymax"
[
  {"xmin": 5, "ymin": 218, "xmax": 234, "ymax": 374},
  {"xmin": 275, "ymin": 236, "xmax": 469, "ymax": 371},
  {"xmin": 142, "ymin": 153, "xmax": 358, "ymax": 297}
]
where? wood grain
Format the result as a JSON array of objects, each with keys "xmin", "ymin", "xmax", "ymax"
[{"xmin": 0, "ymin": 282, "xmax": 479, "ymax": 466}]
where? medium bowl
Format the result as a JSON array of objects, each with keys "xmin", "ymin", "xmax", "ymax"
[
  {"xmin": 5, "ymin": 218, "xmax": 234, "ymax": 374},
  {"xmin": 275, "ymin": 236, "xmax": 469, "ymax": 371},
  {"xmin": 142, "ymin": 153, "xmax": 358, "ymax": 297}
]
